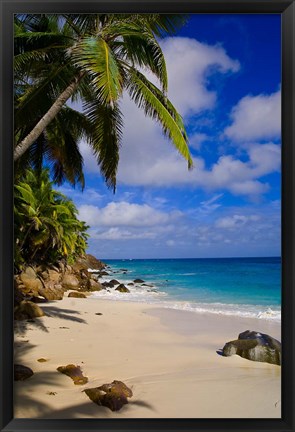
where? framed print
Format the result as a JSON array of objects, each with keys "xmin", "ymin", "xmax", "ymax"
[{"xmin": 0, "ymin": 0, "xmax": 294, "ymax": 431}]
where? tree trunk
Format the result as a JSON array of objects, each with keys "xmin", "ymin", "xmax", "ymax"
[{"xmin": 14, "ymin": 72, "xmax": 85, "ymax": 161}]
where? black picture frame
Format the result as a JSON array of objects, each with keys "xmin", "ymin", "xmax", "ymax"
[{"xmin": 0, "ymin": 1, "xmax": 294, "ymax": 431}]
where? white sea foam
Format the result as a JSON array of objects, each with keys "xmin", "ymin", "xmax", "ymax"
[{"xmin": 88, "ymin": 268, "xmax": 281, "ymax": 323}]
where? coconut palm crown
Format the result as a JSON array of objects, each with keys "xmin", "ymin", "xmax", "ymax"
[{"xmin": 14, "ymin": 14, "xmax": 193, "ymax": 191}]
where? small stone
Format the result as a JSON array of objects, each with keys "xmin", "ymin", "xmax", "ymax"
[
  {"xmin": 14, "ymin": 364, "xmax": 34, "ymax": 381},
  {"xmin": 95, "ymin": 313, "xmax": 103, "ymax": 315},
  {"xmin": 37, "ymin": 358, "xmax": 48, "ymax": 362},
  {"xmin": 83, "ymin": 380, "xmax": 133, "ymax": 411},
  {"xmin": 57, "ymin": 364, "xmax": 88, "ymax": 385},
  {"xmin": 134, "ymin": 279, "xmax": 144, "ymax": 283}
]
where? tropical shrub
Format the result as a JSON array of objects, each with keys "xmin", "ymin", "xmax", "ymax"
[{"xmin": 14, "ymin": 168, "xmax": 89, "ymax": 270}]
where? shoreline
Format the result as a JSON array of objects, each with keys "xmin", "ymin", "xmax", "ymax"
[{"xmin": 14, "ymin": 295, "xmax": 281, "ymax": 419}]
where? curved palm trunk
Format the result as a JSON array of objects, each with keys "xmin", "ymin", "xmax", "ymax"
[{"xmin": 14, "ymin": 72, "xmax": 85, "ymax": 161}]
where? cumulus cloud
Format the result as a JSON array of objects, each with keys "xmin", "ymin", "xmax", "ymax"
[
  {"xmin": 80, "ymin": 36, "xmax": 241, "ymax": 182},
  {"xmin": 78, "ymin": 201, "xmax": 181, "ymax": 228},
  {"xmin": 224, "ymin": 89, "xmax": 281, "ymax": 142},
  {"xmin": 79, "ymin": 37, "xmax": 280, "ymax": 199},
  {"xmin": 85, "ymin": 202, "xmax": 281, "ymax": 258},
  {"xmin": 118, "ymin": 142, "xmax": 280, "ymax": 196},
  {"xmin": 160, "ymin": 37, "xmax": 240, "ymax": 116}
]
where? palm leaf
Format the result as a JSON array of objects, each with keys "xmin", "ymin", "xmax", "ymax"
[
  {"xmin": 126, "ymin": 68, "xmax": 193, "ymax": 168},
  {"xmin": 72, "ymin": 37, "xmax": 123, "ymax": 105},
  {"xmin": 84, "ymin": 98, "xmax": 123, "ymax": 191}
]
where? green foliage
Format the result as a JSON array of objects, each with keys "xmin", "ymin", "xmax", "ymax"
[
  {"xmin": 14, "ymin": 13, "xmax": 192, "ymax": 192},
  {"xmin": 14, "ymin": 168, "xmax": 89, "ymax": 270}
]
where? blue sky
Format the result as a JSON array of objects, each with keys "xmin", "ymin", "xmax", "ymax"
[{"xmin": 59, "ymin": 14, "xmax": 281, "ymax": 259}]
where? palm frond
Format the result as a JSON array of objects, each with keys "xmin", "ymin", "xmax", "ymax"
[
  {"xmin": 126, "ymin": 68, "xmax": 193, "ymax": 168},
  {"xmin": 72, "ymin": 37, "xmax": 123, "ymax": 106},
  {"xmin": 84, "ymin": 98, "xmax": 124, "ymax": 191}
]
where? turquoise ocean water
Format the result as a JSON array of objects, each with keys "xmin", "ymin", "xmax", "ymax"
[{"xmin": 90, "ymin": 257, "xmax": 281, "ymax": 322}]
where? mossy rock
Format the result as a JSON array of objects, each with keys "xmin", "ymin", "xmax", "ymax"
[
  {"xmin": 57, "ymin": 364, "xmax": 88, "ymax": 385},
  {"xmin": 83, "ymin": 380, "xmax": 133, "ymax": 411}
]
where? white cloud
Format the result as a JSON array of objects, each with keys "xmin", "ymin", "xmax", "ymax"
[
  {"xmin": 80, "ymin": 36, "xmax": 240, "ymax": 181},
  {"xmin": 160, "ymin": 37, "xmax": 240, "ymax": 116},
  {"xmin": 224, "ymin": 89, "xmax": 281, "ymax": 142},
  {"xmin": 91, "ymin": 227, "xmax": 156, "ymax": 241},
  {"xmin": 200, "ymin": 194, "xmax": 223, "ymax": 212},
  {"xmin": 85, "ymin": 202, "xmax": 280, "ymax": 258},
  {"xmin": 78, "ymin": 38, "xmax": 279, "ymax": 199},
  {"xmin": 215, "ymin": 214, "xmax": 260, "ymax": 229},
  {"xmin": 117, "ymin": 142, "xmax": 280, "ymax": 196},
  {"xmin": 78, "ymin": 201, "xmax": 181, "ymax": 228},
  {"xmin": 189, "ymin": 133, "xmax": 208, "ymax": 150}
]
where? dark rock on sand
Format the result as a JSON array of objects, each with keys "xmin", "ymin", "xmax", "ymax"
[
  {"xmin": 14, "ymin": 364, "xmax": 34, "ymax": 381},
  {"xmin": 134, "ymin": 279, "xmax": 144, "ymax": 283},
  {"xmin": 115, "ymin": 284, "xmax": 130, "ymax": 293},
  {"xmin": 83, "ymin": 380, "xmax": 133, "ymax": 411},
  {"xmin": 57, "ymin": 364, "xmax": 88, "ymax": 385},
  {"xmin": 95, "ymin": 313, "xmax": 103, "ymax": 315},
  {"xmin": 68, "ymin": 291, "xmax": 86, "ymax": 298},
  {"xmin": 222, "ymin": 330, "xmax": 281, "ymax": 365},
  {"xmin": 14, "ymin": 300, "xmax": 45, "ymax": 320}
]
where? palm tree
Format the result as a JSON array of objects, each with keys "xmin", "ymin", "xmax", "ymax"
[
  {"xmin": 14, "ymin": 168, "xmax": 89, "ymax": 268},
  {"xmin": 14, "ymin": 14, "xmax": 193, "ymax": 191}
]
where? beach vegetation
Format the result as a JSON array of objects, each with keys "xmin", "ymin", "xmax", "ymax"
[
  {"xmin": 14, "ymin": 168, "xmax": 89, "ymax": 270},
  {"xmin": 14, "ymin": 14, "xmax": 192, "ymax": 192}
]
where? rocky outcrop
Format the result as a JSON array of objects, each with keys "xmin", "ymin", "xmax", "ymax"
[
  {"xmin": 14, "ymin": 364, "xmax": 34, "ymax": 381},
  {"xmin": 73, "ymin": 254, "xmax": 105, "ymax": 272},
  {"xmin": 86, "ymin": 279, "xmax": 104, "ymax": 292},
  {"xmin": 61, "ymin": 274, "xmax": 80, "ymax": 290},
  {"xmin": 115, "ymin": 284, "xmax": 130, "ymax": 293},
  {"xmin": 83, "ymin": 380, "xmax": 133, "ymax": 411},
  {"xmin": 17, "ymin": 267, "xmax": 42, "ymax": 297},
  {"xmin": 109, "ymin": 279, "xmax": 120, "ymax": 285},
  {"xmin": 14, "ymin": 255, "xmax": 106, "ymax": 305},
  {"xmin": 14, "ymin": 300, "xmax": 45, "ymax": 320},
  {"xmin": 57, "ymin": 364, "xmax": 88, "ymax": 385},
  {"xmin": 39, "ymin": 283, "xmax": 64, "ymax": 301},
  {"xmin": 222, "ymin": 330, "xmax": 281, "ymax": 365},
  {"xmin": 68, "ymin": 291, "xmax": 86, "ymax": 298}
]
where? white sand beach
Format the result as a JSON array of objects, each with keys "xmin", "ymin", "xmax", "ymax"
[{"xmin": 14, "ymin": 295, "xmax": 281, "ymax": 419}]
